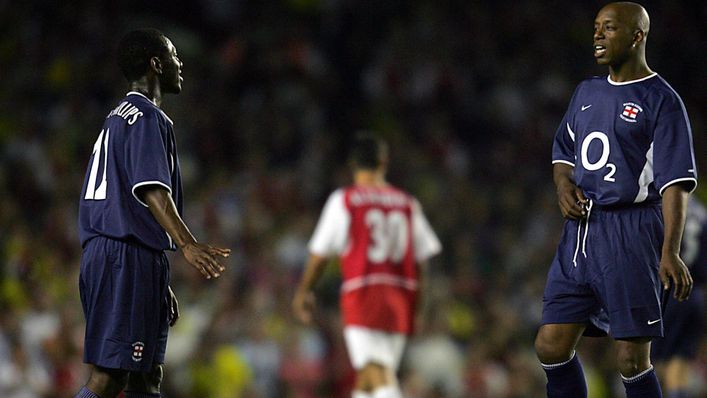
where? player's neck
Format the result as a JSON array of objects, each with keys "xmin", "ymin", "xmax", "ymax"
[
  {"xmin": 608, "ymin": 57, "xmax": 653, "ymax": 83},
  {"xmin": 353, "ymin": 170, "xmax": 387, "ymax": 187},
  {"xmin": 128, "ymin": 79, "xmax": 162, "ymax": 107}
]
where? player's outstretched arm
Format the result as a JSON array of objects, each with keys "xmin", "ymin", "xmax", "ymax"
[
  {"xmin": 660, "ymin": 184, "xmax": 693, "ymax": 301},
  {"xmin": 293, "ymin": 254, "xmax": 328, "ymax": 325},
  {"xmin": 553, "ymin": 163, "xmax": 587, "ymax": 220},
  {"xmin": 139, "ymin": 186, "xmax": 230, "ymax": 279}
]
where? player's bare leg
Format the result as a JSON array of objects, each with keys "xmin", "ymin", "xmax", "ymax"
[
  {"xmin": 535, "ymin": 323, "xmax": 585, "ymax": 363},
  {"xmin": 354, "ymin": 362, "xmax": 401, "ymax": 398},
  {"xmin": 125, "ymin": 364, "xmax": 164, "ymax": 396},
  {"xmin": 77, "ymin": 365, "xmax": 129, "ymax": 398},
  {"xmin": 615, "ymin": 337, "xmax": 652, "ymax": 376},
  {"xmin": 615, "ymin": 337, "xmax": 662, "ymax": 397},
  {"xmin": 535, "ymin": 323, "xmax": 587, "ymax": 398}
]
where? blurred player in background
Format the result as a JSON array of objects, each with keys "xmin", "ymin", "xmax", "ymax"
[
  {"xmin": 534, "ymin": 2, "xmax": 697, "ymax": 398},
  {"xmin": 293, "ymin": 135, "xmax": 442, "ymax": 398},
  {"xmin": 652, "ymin": 196, "xmax": 707, "ymax": 398},
  {"xmin": 75, "ymin": 29, "xmax": 230, "ymax": 398}
]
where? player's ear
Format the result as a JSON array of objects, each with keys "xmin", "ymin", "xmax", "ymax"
[
  {"xmin": 632, "ymin": 29, "xmax": 646, "ymax": 48},
  {"xmin": 150, "ymin": 56, "xmax": 163, "ymax": 74}
]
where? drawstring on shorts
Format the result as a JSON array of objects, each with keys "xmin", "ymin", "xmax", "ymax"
[{"xmin": 572, "ymin": 199, "xmax": 593, "ymax": 267}]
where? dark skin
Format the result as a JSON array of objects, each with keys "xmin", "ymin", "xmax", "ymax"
[
  {"xmin": 84, "ymin": 35, "xmax": 230, "ymax": 397},
  {"xmin": 592, "ymin": 1, "xmax": 651, "ymax": 82},
  {"xmin": 536, "ymin": 2, "xmax": 692, "ymax": 379}
]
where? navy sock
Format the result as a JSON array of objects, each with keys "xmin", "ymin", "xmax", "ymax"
[
  {"xmin": 124, "ymin": 392, "xmax": 160, "ymax": 398},
  {"xmin": 541, "ymin": 351, "xmax": 588, "ymax": 398},
  {"xmin": 622, "ymin": 365, "xmax": 662, "ymax": 398},
  {"xmin": 75, "ymin": 387, "xmax": 101, "ymax": 398}
]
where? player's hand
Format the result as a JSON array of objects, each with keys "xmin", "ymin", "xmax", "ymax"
[
  {"xmin": 181, "ymin": 242, "xmax": 230, "ymax": 279},
  {"xmin": 557, "ymin": 180, "xmax": 587, "ymax": 220},
  {"xmin": 292, "ymin": 289, "xmax": 316, "ymax": 325},
  {"xmin": 659, "ymin": 252, "xmax": 693, "ymax": 301},
  {"xmin": 168, "ymin": 286, "xmax": 180, "ymax": 327}
]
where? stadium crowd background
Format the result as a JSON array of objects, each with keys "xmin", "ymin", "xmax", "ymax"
[{"xmin": 0, "ymin": 1, "xmax": 705, "ymax": 397}]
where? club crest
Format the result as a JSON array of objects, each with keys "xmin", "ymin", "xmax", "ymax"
[
  {"xmin": 620, "ymin": 102, "xmax": 643, "ymax": 123},
  {"xmin": 132, "ymin": 341, "xmax": 145, "ymax": 362}
]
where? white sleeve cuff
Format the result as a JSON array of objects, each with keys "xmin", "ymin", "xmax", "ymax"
[
  {"xmin": 658, "ymin": 177, "xmax": 697, "ymax": 196},
  {"xmin": 552, "ymin": 159, "xmax": 575, "ymax": 167},
  {"xmin": 132, "ymin": 181, "xmax": 172, "ymax": 207}
]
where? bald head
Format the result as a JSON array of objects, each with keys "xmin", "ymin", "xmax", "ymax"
[
  {"xmin": 593, "ymin": 2, "xmax": 653, "ymax": 78},
  {"xmin": 601, "ymin": 2, "xmax": 650, "ymax": 34}
]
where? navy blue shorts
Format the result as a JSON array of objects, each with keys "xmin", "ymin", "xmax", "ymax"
[
  {"xmin": 79, "ymin": 236, "xmax": 170, "ymax": 371},
  {"xmin": 541, "ymin": 203, "xmax": 664, "ymax": 339},
  {"xmin": 651, "ymin": 287, "xmax": 704, "ymax": 360}
]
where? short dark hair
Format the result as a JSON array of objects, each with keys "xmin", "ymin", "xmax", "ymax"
[
  {"xmin": 117, "ymin": 28, "xmax": 169, "ymax": 81},
  {"xmin": 349, "ymin": 134, "xmax": 388, "ymax": 170}
]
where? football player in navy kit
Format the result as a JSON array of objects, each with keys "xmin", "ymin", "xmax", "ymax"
[
  {"xmin": 75, "ymin": 29, "xmax": 230, "ymax": 398},
  {"xmin": 534, "ymin": 3, "xmax": 697, "ymax": 398}
]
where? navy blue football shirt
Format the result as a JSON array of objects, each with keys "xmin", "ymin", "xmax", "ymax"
[
  {"xmin": 552, "ymin": 74, "xmax": 697, "ymax": 206},
  {"xmin": 79, "ymin": 92, "xmax": 183, "ymax": 251}
]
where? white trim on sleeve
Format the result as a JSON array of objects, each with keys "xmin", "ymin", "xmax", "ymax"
[
  {"xmin": 132, "ymin": 181, "xmax": 173, "ymax": 207},
  {"xmin": 552, "ymin": 160, "xmax": 575, "ymax": 167},
  {"xmin": 658, "ymin": 177, "xmax": 698, "ymax": 196}
]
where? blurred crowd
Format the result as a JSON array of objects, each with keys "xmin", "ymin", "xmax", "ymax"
[{"xmin": 0, "ymin": 1, "xmax": 705, "ymax": 397}]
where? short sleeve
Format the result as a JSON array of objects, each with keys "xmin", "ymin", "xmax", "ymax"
[
  {"xmin": 652, "ymin": 94, "xmax": 698, "ymax": 195},
  {"xmin": 552, "ymin": 86, "xmax": 580, "ymax": 167},
  {"xmin": 411, "ymin": 199, "xmax": 442, "ymax": 262},
  {"xmin": 125, "ymin": 111, "xmax": 172, "ymax": 207},
  {"xmin": 308, "ymin": 190, "xmax": 350, "ymax": 256}
]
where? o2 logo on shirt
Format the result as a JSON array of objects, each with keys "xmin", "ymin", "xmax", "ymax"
[
  {"xmin": 84, "ymin": 129, "xmax": 110, "ymax": 200},
  {"xmin": 365, "ymin": 209, "xmax": 409, "ymax": 263},
  {"xmin": 581, "ymin": 131, "xmax": 616, "ymax": 182}
]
